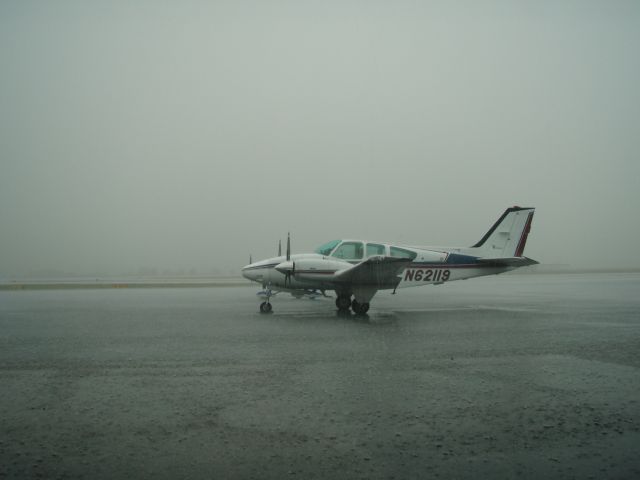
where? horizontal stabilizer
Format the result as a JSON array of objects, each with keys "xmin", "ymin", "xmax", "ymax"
[{"xmin": 477, "ymin": 257, "xmax": 539, "ymax": 267}]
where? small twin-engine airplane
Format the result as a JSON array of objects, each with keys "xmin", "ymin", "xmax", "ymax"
[{"xmin": 242, "ymin": 206, "xmax": 537, "ymax": 314}]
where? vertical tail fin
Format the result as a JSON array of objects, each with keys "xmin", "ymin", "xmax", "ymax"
[{"xmin": 471, "ymin": 207, "xmax": 535, "ymax": 258}]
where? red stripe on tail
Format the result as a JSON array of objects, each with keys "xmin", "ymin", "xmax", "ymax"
[{"xmin": 515, "ymin": 212, "xmax": 534, "ymax": 257}]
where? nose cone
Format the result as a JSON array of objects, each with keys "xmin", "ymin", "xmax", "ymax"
[{"xmin": 242, "ymin": 264, "xmax": 257, "ymax": 281}]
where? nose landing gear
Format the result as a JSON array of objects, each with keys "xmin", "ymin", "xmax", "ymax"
[
  {"xmin": 259, "ymin": 301, "xmax": 273, "ymax": 314},
  {"xmin": 258, "ymin": 287, "xmax": 276, "ymax": 314}
]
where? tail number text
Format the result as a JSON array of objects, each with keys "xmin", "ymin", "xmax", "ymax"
[{"xmin": 404, "ymin": 269, "xmax": 450, "ymax": 282}]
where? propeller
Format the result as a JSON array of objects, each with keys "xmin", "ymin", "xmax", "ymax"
[
  {"xmin": 284, "ymin": 261, "xmax": 296, "ymax": 287},
  {"xmin": 284, "ymin": 232, "xmax": 295, "ymax": 287},
  {"xmin": 278, "ymin": 239, "xmax": 282, "ymax": 257}
]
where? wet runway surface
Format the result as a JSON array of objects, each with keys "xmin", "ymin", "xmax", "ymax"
[{"xmin": 1, "ymin": 273, "xmax": 639, "ymax": 479}]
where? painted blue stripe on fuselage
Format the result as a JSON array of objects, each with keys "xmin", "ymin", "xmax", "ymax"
[
  {"xmin": 410, "ymin": 263, "xmax": 486, "ymax": 269},
  {"xmin": 409, "ymin": 253, "xmax": 482, "ymax": 268},
  {"xmin": 446, "ymin": 253, "xmax": 480, "ymax": 265}
]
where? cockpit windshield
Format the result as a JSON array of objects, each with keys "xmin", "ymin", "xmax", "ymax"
[{"xmin": 314, "ymin": 239, "xmax": 341, "ymax": 256}]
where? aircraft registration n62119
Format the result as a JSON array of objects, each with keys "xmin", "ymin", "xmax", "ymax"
[{"xmin": 242, "ymin": 206, "xmax": 537, "ymax": 315}]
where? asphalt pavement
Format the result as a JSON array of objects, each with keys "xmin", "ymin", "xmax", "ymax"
[{"xmin": 1, "ymin": 273, "xmax": 639, "ymax": 479}]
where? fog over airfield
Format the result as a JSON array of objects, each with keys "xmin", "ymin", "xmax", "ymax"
[{"xmin": 1, "ymin": 1, "xmax": 639, "ymax": 277}]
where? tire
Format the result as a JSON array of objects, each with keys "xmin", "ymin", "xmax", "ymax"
[
  {"xmin": 351, "ymin": 299, "xmax": 360, "ymax": 312},
  {"xmin": 353, "ymin": 302, "xmax": 370, "ymax": 315},
  {"xmin": 260, "ymin": 302, "xmax": 272, "ymax": 314},
  {"xmin": 335, "ymin": 295, "xmax": 351, "ymax": 311}
]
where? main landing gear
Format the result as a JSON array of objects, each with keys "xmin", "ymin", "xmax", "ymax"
[
  {"xmin": 336, "ymin": 294, "xmax": 352, "ymax": 311},
  {"xmin": 351, "ymin": 299, "xmax": 370, "ymax": 315},
  {"xmin": 336, "ymin": 294, "xmax": 370, "ymax": 315}
]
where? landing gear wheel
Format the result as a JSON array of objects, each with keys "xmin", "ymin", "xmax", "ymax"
[
  {"xmin": 352, "ymin": 301, "xmax": 370, "ymax": 315},
  {"xmin": 336, "ymin": 295, "xmax": 352, "ymax": 311},
  {"xmin": 259, "ymin": 302, "xmax": 272, "ymax": 314}
]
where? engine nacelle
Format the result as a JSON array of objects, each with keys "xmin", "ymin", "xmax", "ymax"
[{"xmin": 275, "ymin": 257, "xmax": 350, "ymax": 282}]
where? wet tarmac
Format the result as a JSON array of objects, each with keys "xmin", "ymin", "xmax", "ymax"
[{"xmin": 1, "ymin": 273, "xmax": 639, "ymax": 479}]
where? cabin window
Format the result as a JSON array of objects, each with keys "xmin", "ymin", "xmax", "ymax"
[
  {"xmin": 331, "ymin": 241, "xmax": 364, "ymax": 260},
  {"xmin": 390, "ymin": 246, "xmax": 417, "ymax": 260},
  {"xmin": 366, "ymin": 243, "xmax": 386, "ymax": 257},
  {"xmin": 314, "ymin": 240, "xmax": 341, "ymax": 256}
]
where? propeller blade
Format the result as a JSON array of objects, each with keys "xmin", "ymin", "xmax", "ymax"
[
  {"xmin": 278, "ymin": 239, "xmax": 282, "ymax": 257},
  {"xmin": 286, "ymin": 232, "xmax": 291, "ymax": 261},
  {"xmin": 286, "ymin": 261, "xmax": 296, "ymax": 288},
  {"xmin": 249, "ymin": 254, "xmax": 252, "ymax": 264}
]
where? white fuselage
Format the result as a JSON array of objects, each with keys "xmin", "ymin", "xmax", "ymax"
[{"xmin": 241, "ymin": 242, "xmax": 512, "ymax": 291}]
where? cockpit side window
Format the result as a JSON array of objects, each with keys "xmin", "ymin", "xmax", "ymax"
[
  {"xmin": 366, "ymin": 243, "xmax": 386, "ymax": 257},
  {"xmin": 331, "ymin": 241, "xmax": 364, "ymax": 260},
  {"xmin": 390, "ymin": 246, "xmax": 417, "ymax": 260},
  {"xmin": 314, "ymin": 240, "xmax": 341, "ymax": 256}
]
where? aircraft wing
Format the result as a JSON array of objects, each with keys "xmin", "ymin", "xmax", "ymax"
[
  {"xmin": 333, "ymin": 256, "xmax": 413, "ymax": 288},
  {"xmin": 477, "ymin": 257, "xmax": 539, "ymax": 267}
]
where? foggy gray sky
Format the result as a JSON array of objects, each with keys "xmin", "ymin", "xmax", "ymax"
[{"xmin": 1, "ymin": 1, "xmax": 639, "ymax": 277}]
